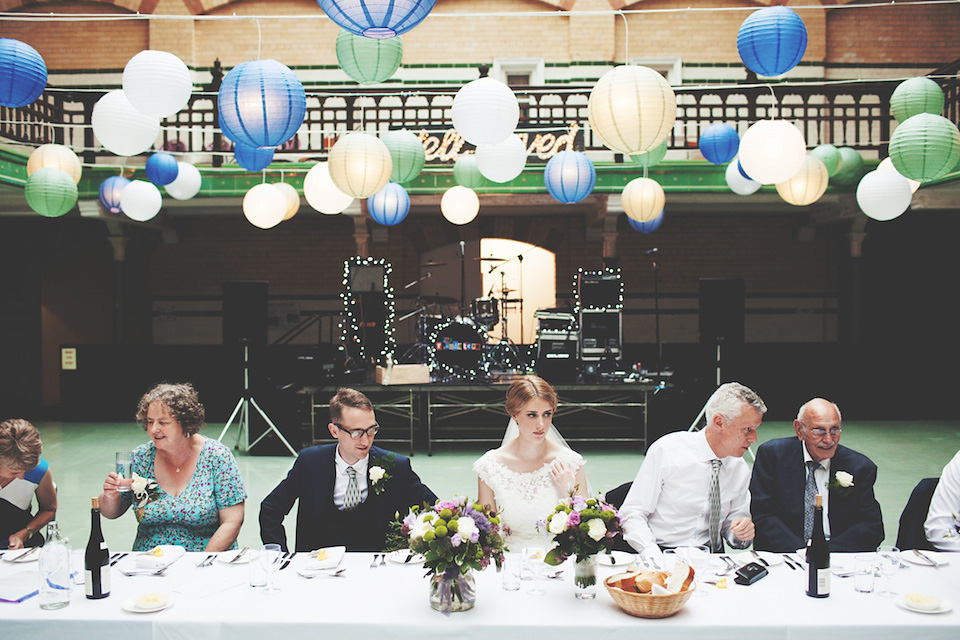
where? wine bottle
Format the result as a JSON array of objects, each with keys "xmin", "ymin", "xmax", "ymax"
[
  {"xmin": 806, "ymin": 493, "xmax": 830, "ymax": 598},
  {"xmin": 84, "ymin": 497, "xmax": 110, "ymax": 599}
]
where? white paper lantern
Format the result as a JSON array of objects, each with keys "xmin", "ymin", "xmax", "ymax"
[
  {"xmin": 725, "ymin": 158, "xmax": 762, "ymax": 195},
  {"xmin": 120, "ymin": 180, "xmax": 162, "ymax": 222},
  {"xmin": 272, "ymin": 182, "xmax": 301, "ymax": 220},
  {"xmin": 91, "ymin": 90, "xmax": 160, "ymax": 157},
  {"xmin": 856, "ymin": 169, "xmax": 912, "ymax": 221},
  {"xmin": 27, "ymin": 144, "xmax": 82, "ymax": 184},
  {"xmin": 440, "ymin": 185, "xmax": 479, "ymax": 225},
  {"xmin": 243, "ymin": 184, "xmax": 286, "ymax": 229},
  {"xmin": 776, "ymin": 155, "xmax": 829, "ymax": 206},
  {"xmin": 737, "ymin": 119, "xmax": 806, "ymax": 185},
  {"xmin": 327, "ymin": 132, "xmax": 393, "ymax": 199},
  {"xmin": 304, "ymin": 161, "xmax": 355, "ymax": 215},
  {"xmin": 622, "ymin": 177, "xmax": 665, "ymax": 223},
  {"xmin": 451, "ymin": 77, "xmax": 519, "ymax": 147},
  {"xmin": 122, "ymin": 50, "xmax": 192, "ymax": 118},
  {"xmin": 475, "ymin": 136, "xmax": 526, "ymax": 183},
  {"xmin": 878, "ymin": 157, "xmax": 921, "ymax": 194},
  {"xmin": 587, "ymin": 65, "xmax": 677, "ymax": 155},
  {"xmin": 164, "ymin": 162, "xmax": 202, "ymax": 200}
]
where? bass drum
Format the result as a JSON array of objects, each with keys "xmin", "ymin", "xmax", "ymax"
[
  {"xmin": 429, "ymin": 318, "xmax": 487, "ymax": 379},
  {"xmin": 469, "ymin": 297, "xmax": 499, "ymax": 329}
]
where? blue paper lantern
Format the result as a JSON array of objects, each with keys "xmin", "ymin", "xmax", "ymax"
[
  {"xmin": 737, "ymin": 159, "xmax": 754, "ymax": 181},
  {"xmin": 318, "ymin": 0, "xmax": 437, "ymax": 39},
  {"xmin": 218, "ymin": 59, "xmax": 306, "ymax": 149},
  {"xmin": 543, "ymin": 151, "xmax": 596, "ymax": 204},
  {"xmin": 145, "ymin": 152, "xmax": 179, "ymax": 186},
  {"xmin": 698, "ymin": 124, "xmax": 740, "ymax": 165},
  {"xmin": 737, "ymin": 7, "xmax": 807, "ymax": 77},
  {"xmin": 0, "ymin": 38, "xmax": 47, "ymax": 108},
  {"xmin": 234, "ymin": 143, "xmax": 275, "ymax": 171},
  {"xmin": 628, "ymin": 209, "xmax": 664, "ymax": 233},
  {"xmin": 98, "ymin": 176, "xmax": 130, "ymax": 214},
  {"xmin": 367, "ymin": 181, "xmax": 410, "ymax": 226}
]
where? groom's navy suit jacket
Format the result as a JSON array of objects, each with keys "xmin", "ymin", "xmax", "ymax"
[
  {"xmin": 750, "ymin": 437, "xmax": 883, "ymax": 553},
  {"xmin": 259, "ymin": 444, "xmax": 437, "ymax": 552}
]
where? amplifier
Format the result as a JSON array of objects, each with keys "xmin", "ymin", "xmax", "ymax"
[
  {"xmin": 535, "ymin": 310, "xmax": 577, "ymax": 332},
  {"xmin": 537, "ymin": 330, "xmax": 578, "ymax": 360}
]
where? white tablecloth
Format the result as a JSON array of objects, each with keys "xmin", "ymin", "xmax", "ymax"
[{"xmin": 2, "ymin": 550, "xmax": 958, "ymax": 640}]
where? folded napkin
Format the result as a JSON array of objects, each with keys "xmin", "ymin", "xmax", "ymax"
[
  {"xmin": 135, "ymin": 545, "xmax": 186, "ymax": 569},
  {"xmin": 304, "ymin": 546, "xmax": 345, "ymax": 571},
  {"xmin": 0, "ymin": 571, "xmax": 39, "ymax": 603}
]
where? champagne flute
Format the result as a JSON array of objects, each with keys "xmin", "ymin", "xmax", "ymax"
[
  {"xmin": 876, "ymin": 546, "xmax": 900, "ymax": 597},
  {"xmin": 677, "ymin": 545, "xmax": 710, "ymax": 596},
  {"xmin": 521, "ymin": 547, "xmax": 547, "ymax": 596},
  {"xmin": 260, "ymin": 544, "xmax": 282, "ymax": 594}
]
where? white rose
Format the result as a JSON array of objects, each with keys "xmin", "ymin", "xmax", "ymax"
[
  {"xmin": 835, "ymin": 471, "xmax": 854, "ymax": 488},
  {"xmin": 456, "ymin": 516, "xmax": 478, "ymax": 540},
  {"xmin": 130, "ymin": 472, "xmax": 148, "ymax": 496},
  {"xmin": 548, "ymin": 512, "xmax": 569, "ymax": 535},
  {"xmin": 587, "ymin": 518, "xmax": 606, "ymax": 542},
  {"xmin": 369, "ymin": 466, "xmax": 385, "ymax": 484}
]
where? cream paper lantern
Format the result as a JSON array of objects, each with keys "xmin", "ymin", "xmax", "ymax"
[
  {"xmin": 122, "ymin": 50, "xmax": 192, "ymax": 118},
  {"xmin": 243, "ymin": 183, "xmax": 286, "ymax": 229},
  {"xmin": 621, "ymin": 177, "xmax": 665, "ymax": 223},
  {"xmin": 776, "ymin": 155, "xmax": 829, "ymax": 206},
  {"xmin": 327, "ymin": 132, "xmax": 393, "ymax": 199},
  {"xmin": 878, "ymin": 157, "xmax": 921, "ymax": 194},
  {"xmin": 303, "ymin": 161, "xmax": 354, "ymax": 215},
  {"xmin": 451, "ymin": 77, "xmax": 519, "ymax": 147},
  {"xmin": 119, "ymin": 180, "xmax": 162, "ymax": 222},
  {"xmin": 440, "ymin": 185, "xmax": 479, "ymax": 225},
  {"xmin": 475, "ymin": 136, "xmax": 526, "ymax": 183},
  {"xmin": 737, "ymin": 119, "xmax": 806, "ymax": 185},
  {"xmin": 27, "ymin": 144, "xmax": 82, "ymax": 184},
  {"xmin": 164, "ymin": 162, "xmax": 202, "ymax": 200},
  {"xmin": 856, "ymin": 169, "xmax": 912, "ymax": 221},
  {"xmin": 587, "ymin": 65, "xmax": 677, "ymax": 155},
  {"xmin": 272, "ymin": 182, "xmax": 301, "ymax": 220},
  {"xmin": 725, "ymin": 158, "xmax": 762, "ymax": 195},
  {"xmin": 91, "ymin": 90, "xmax": 160, "ymax": 157}
]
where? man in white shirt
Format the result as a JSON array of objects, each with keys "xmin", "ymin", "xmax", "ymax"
[
  {"xmin": 620, "ymin": 382, "xmax": 766, "ymax": 557},
  {"xmin": 925, "ymin": 449, "xmax": 960, "ymax": 551}
]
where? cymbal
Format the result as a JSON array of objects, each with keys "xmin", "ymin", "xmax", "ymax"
[
  {"xmin": 420, "ymin": 261, "xmax": 448, "ymax": 267},
  {"xmin": 419, "ymin": 295, "xmax": 457, "ymax": 304},
  {"xmin": 475, "ymin": 257, "xmax": 506, "ymax": 262}
]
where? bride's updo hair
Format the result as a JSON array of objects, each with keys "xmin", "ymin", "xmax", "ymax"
[{"xmin": 505, "ymin": 375, "xmax": 558, "ymax": 416}]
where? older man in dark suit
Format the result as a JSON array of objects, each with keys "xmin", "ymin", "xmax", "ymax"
[
  {"xmin": 750, "ymin": 398, "xmax": 883, "ymax": 553},
  {"xmin": 259, "ymin": 387, "xmax": 437, "ymax": 552}
]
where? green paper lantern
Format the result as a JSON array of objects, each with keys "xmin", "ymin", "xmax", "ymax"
[
  {"xmin": 890, "ymin": 77, "xmax": 944, "ymax": 123},
  {"xmin": 336, "ymin": 30, "xmax": 402, "ymax": 86},
  {"xmin": 832, "ymin": 147, "xmax": 865, "ymax": 186},
  {"xmin": 382, "ymin": 129, "xmax": 425, "ymax": 183},
  {"xmin": 25, "ymin": 167, "xmax": 78, "ymax": 218},
  {"xmin": 453, "ymin": 155, "xmax": 486, "ymax": 189},
  {"xmin": 889, "ymin": 113, "xmax": 960, "ymax": 183},
  {"xmin": 630, "ymin": 140, "xmax": 668, "ymax": 168},
  {"xmin": 810, "ymin": 144, "xmax": 842, "ymax": 178}
]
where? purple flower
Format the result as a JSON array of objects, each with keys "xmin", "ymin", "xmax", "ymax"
[
  {"xmin": 470, "ymin": 531, "xmax": 479, "ymax": 543},
  {"xmin": 437, "ymin": 500, "xmax": 458, "ymax": 512},
  {"xmin": 568, "ymin": 511, "xmax": 581, "ymax": 526},
  {"xmin": 451, "ymin": 533, "xmax": 462, "ymax": 547},
  {"xmin": 572, "ymin": 496, "xmax": 587, "ymax": 511}
]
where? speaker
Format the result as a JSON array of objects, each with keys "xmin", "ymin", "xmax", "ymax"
[
  {"xmin": 699, "ymin": 278, "xmax": 745, "ymax": 344},
  {"xmin": 223, "ymin": 281, "xmax": 268, "ymax": 345}
]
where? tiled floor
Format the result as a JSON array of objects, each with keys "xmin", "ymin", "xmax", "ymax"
[{"xmin": 28, "ymin": 418, "xmax": 960, "ymax": 552}]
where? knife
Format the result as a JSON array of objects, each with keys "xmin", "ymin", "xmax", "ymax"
[
  {"xmin": 109, "ymin": 552, "xmax": 128, "ymax": 566},
  {"xmin": 228, "ymin": 547, "xmax": 249, "ymax": 564},
  {"xmin": 913, "ymin": 549, "xmax": 944, "ymax": 568},
  {"xmin": 279, "ymin": 551, "xmax": 295, "ymax": 570},
  {"xmin": 750, "ymin": 549, "xmax": 770, "ymax": 567},
  {"xmin": 403, "ymin": 551, "xmax": 414, "ymax": 563}
]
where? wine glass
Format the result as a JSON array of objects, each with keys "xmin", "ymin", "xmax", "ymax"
[
  {"xmin": 876, "ymin": 546, "xmax": 900, "ymax": 597},
  {"xmin": 259, "ymin": 543, "xmax": 282, "ymax": 594},
  {"xmin": 677, "ymin": 545, "xmax": 710, "ymax": 597},
  {"xmin": 521, "ymin": 546, "xmax": 547, "ymax": 596}
]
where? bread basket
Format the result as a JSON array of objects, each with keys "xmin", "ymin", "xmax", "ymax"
[{"xmin": 603, "ymin": 575, "xmax": 695, "ymax": 618}]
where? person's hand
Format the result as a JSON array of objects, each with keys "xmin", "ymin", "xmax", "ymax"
[
  {"xmin": 7, "ymin": 530, "xmax": 26, "ymax": 550},
  {"xmin": 548, "ymin": 460, "xmax": 576, "ymax": 496},
  {"xmin": 730, "ymin": 517, "xmax": 755, "ymax": 541},
  {"xmin": 102, "ymin": 471, "xmax": 125, "ymax": 496}
]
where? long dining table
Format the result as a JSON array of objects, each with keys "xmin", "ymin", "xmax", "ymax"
[{"xmin": 1, "ymin": 550, "xmax": 958, "ymax": 640}]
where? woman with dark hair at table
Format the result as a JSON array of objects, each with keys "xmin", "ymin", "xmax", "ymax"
[
  {"xmin": 1, "ymin": 418, "xmax": 57, "ymax": 549},
  {"xmin": 99, "ymin": 382, "xmax": 246, "ymax": 551}
]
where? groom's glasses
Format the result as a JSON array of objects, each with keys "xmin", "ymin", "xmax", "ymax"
[{"xmin": 334, "ymin": 423, "xmax": 380, "ymax": 440}]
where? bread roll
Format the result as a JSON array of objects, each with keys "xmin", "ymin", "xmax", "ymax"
[
  {"xmin": 666, "ymin": 562, "xmax": 695, "ymax": 593},
  {"xmin": 903, "ymin": 593, "xmax": 941, "ymax": 611}
]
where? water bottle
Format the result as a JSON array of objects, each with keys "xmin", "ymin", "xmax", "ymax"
[{"xmin": 39, "ymin": 521, "xmax": 71, "ymax": 610}]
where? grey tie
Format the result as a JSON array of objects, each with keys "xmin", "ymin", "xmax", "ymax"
[
  {"xmin": 708, "ymin": 459, "xmax": 723, "ymax": 553},
  {"xmin": 344, "ymin": 466, "xmax": 361, "ymax": 511},
  {"xmin": 803, "ymin": 461, "xmax": 820, "ymax": 542}
]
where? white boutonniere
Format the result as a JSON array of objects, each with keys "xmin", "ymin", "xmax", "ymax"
[
  {"xmin": 130, "ymin": 472, "xmax": 161, "ymax": 522},
  {"xmin": 829, "ymin": 470, "xmax": 854, "ymax": 495},
  {"xmin": 369, "ymin": 453, "xmax": 395, "ymax": 496}
]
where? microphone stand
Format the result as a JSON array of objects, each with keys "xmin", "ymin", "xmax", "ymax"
[
  {"xmin": 647, "ymin": 251, "xmax": 662, "ymax": 374},
  {"xmin": 459, "ymin": 241, "xmax": 466, "ymax": 318}
]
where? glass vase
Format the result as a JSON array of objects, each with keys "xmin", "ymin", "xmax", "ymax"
[
  {"xmin": 574, "ymin": 555, "xmax": 598, "ymax": 599},
  {"xmin": 429, "ymin": 568, "xmax": 476, "ymax": 613}
]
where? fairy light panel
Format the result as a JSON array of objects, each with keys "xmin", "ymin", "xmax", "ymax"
[{"xmin": 341, "ymin": 257, "xmax": 396, "ymax": 364}]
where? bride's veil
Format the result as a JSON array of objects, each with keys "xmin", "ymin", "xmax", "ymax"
[{"xmin": 500, "ymin": 418, "xmax": 595, "ymax": 496}]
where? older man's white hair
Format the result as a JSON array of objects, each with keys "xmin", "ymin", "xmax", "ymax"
[{"xmin": 705, "ymin": 382, "xmax": 767, "ymax": 425}]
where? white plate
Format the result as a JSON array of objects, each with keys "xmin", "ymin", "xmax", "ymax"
[
  {"xmin": 900, "ymin": 550, "xmax": 950, "ymax": 567},
  {"xmin": 597, "ymin": 551, "xmax": 634, "ymax": 567},
  {"xmin": 217, "ymin": 550, "xmax": 250, "ymax": 565},
  {"xmin": 387, "ymin": 550, "xmax": 424, "ymax": 565},
  {"xmin": 122, "ymin": 594, "xmax": 174, "ymax": 613},
  {"xmin": 896, "ymin": 594, "xmax": 952, "ymax": 614},
  {"xmin": 2, "ymin": 548, "xmax": 39, "ymax": 563},
  {"xmin": 305, "ymin": 546, "xmax": 346, "ymax": 571}
]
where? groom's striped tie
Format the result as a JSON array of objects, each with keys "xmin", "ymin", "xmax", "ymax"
[{"xmin": 344, "ymin": 466, "xmax": 361, "ymax": 511}]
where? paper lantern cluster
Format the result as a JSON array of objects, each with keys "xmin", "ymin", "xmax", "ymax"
[
  {"xmin": 317, "ymin": 0, "xmax": 437, "ymax": 38},
  {"xmin": 544, "ymin": 151, "xmax": 596, "ymax": 204},
  {"xmin": 588, "ymin": 65, "xmax": 676, "ymax": 155},
  {"xmin": 336, "ymin": 30, "xmax": 403, "ymax": 85},
  {"xmin": 218, "ymin": 59, "xmax": 306, "ymax": 150},
  {"xmin": 737, "ymin": 7, "xmax": 807, "ymax": 77},
  {"xmin": 368, "ymin": 181, "xmax": 411, "ymax": 226},
  {"xmin": 0, "ymin": 38, "xmax": 47, "ymax": 108}
]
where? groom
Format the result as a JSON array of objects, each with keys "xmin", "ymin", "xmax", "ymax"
[{"xmin": 259, "ymin": 387, "xmax": 437, "ymax": 552}]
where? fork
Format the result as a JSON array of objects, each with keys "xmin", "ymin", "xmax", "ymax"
[
  {"xmin": 369, "ymin": 554, "xmax": 381, "ymax": 568},
  {"xmin": 301, "ymin": 568, "xmax": 347, "ymax": 579},
  {"xmin": 719, "ymin": 555, "xmax": 738, "ymax": 575},
  {"xmin": 120, "ymin": 566, "xmax": 169, "ymax": 577},
  {"xmin": 379, "ymin": 553, "xmax": 387, "ymax": 567}
]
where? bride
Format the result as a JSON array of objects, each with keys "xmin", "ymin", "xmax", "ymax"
[{"xmin": 474, "ymin": 376, "xmax": 589, "ymax": 549}]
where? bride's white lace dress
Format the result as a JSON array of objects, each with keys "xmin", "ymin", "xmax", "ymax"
[{"xmin": 473, "ymin": 448, "xmax": 585, "ymax": 549}]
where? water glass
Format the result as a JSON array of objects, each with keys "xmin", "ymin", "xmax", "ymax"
[
  {"xmin": 115, "ymin": 451, "xmax": 133, "ymax": 492},
  {"xmin": 677, "ymin": 545, "xmax": 710, "ymax": 597},
  {"xmin": 248, "ymin": 550, "xmax": 266, "ymax": 588},
  {"xmin": 521, "ymin": 547, "xmax": 547, "ymax": 596},
  {"xmin": 500, "ymin": 554, "xmax": 521, "ymax": 591},
  {"xmin": 260, "ymin": 544, "xmax": 282, "ymax": 594},
  {"xmin": 854, "ymin": 553, "xmax": 876, "ymax": 593},
  {"xmin": 876, "ymin": 546, "xmax": 900, "ymax": 597}
]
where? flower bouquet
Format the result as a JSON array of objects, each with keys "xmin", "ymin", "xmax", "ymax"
[
  {"xmin": 400, "ymin": 497, "xmax": 506, "ymax": 613},
  {"xmin": 540, "ymin": 495, "xmax": 623, "ymax": 598},
  {"xmin": 130, "ymin": 472, "xmax": 161, "ymax": 523}
]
